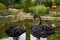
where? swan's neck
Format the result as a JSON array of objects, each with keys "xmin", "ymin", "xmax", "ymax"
[{"xmin": 38, "ymin": 17, "xmax": 42, "ymax": 25}]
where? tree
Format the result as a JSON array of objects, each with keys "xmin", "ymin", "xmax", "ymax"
[
  {"xmin": 24, "ymin": 0, "xmax": 31, "ymax": 13},
  {"xmin": 0, "ymin": 0, "xmax": 15, "ymax": 6}
]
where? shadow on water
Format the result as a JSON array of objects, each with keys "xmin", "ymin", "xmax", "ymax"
[{"xmin": 0, "ymin": 18, "xmax": 60, "ymax": 40}]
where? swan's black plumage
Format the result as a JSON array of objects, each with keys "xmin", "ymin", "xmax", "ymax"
[
  {"xmin": 5, "ymin": 25, "xmax": 25, "ymax": 37},
  {"xmin": 30, "ymin": 14, "xmax": 55, "ymax": 38}
]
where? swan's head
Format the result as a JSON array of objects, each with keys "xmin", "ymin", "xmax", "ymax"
[{"xmin": 32, "ymin": 14, "xmax": 41, "ymax": 21}]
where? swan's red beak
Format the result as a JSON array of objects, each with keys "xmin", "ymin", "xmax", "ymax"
[{"xmin": 32, "ymin": 18, "xmax": 36, "ymax": 21}]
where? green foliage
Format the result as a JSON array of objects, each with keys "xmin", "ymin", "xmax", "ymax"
[
  {"xmin": 24, "ymin": 0, "xmax": 31, "ymax": 13},
  {"xmin": 55, "ymin": 0, "xmax": 60, "ymax": 5},
  {"xmin": 0, "ymin": 0, "xmax": 15, "ymax": 6},
  {"xmin": 14, "ymin": 0, "xmax": 25, "ymax": 4},
  {"xmin": 49, "ymin": 12, "xmax": 60, "ymax": 17},
  {"xmin": 0, "ymin": 18, "xmax": 60, "ymax": 39},
  {"xmin": 30, "ymin": 0, "xmax": 36, "ymax": 7},
  {"xmin": 46, "ymin": 0, "xmax": 52, "ymax": 3},
  {"xmin": 0, "ymin": 10, "xmax": 17, "ymax": 16},
  {"xmin": 0, "ymin": 3, "xmax": 6, "ymax": 10},
  {"xmin": 44, "ymin": 0, "xmax": 53, "ymax": 8},
  {"xmin": 23, "ymin": 0, "xmax": 36, "ymax": 13},
  {"xmin": 12, "ymin": 4, "xmax": 25, "ymax": 9},
  {"xmin": 29, "ymin": 5, "xmax": 47, "ymax": 15}
]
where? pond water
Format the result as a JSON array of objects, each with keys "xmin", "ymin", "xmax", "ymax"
[
  {"xmin": 0, "ymin": 19, "xmax": 60, "ymax": 40},
  {"xmin": 0, "ymin": 33, "xmax": 47, "ymax": 40},
  {"xmin": 0, "ymin": 33, "xmax": 37, "ymax": 40}
]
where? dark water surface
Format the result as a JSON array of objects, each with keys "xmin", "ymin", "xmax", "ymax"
[{"xmin": 0, "ymin": 18, "xmax": 60, "ymax": 40}]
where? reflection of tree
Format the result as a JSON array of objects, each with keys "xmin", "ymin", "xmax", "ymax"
[
  {"xmin": 0, "ymin": 18, "xmax": 12, "ymax": 38},
  {"xmin": 0, "ymin": 22, "xmax": 8, "ymax": 38}
]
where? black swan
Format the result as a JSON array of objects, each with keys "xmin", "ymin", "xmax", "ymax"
[
  {"xmin": 5, "ymin": 25, "xmax": 26, "ymax": 37},
  {"xmin": 30, "ymin": 14, "xmax": 55, "ymax": 38}
]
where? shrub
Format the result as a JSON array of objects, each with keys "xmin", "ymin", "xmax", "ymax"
[
  {"xmin": 0, "ymin": 10, "xmax": 17, "ymax": 16},
  {"xmin": 46, "ymin": 0, "xmax": 52, "ymax": 3},
  {"xmin": 12, "ymin": 4, "xmax": 25, "ymax": 9},
  {"xmin": 44, "ymin": 0, "xmax": 53, "ymax": 8},
  {"xmin": 49, "ymin": 12, "xmax": 60, "ymax": 17},
  {"xmin": 30, "ymin": 0, "xmax": 36, "ymax": 7},
  {"xmin": 29, "ymin": 5, "xmax": 47, "ymax": 15},
  {"xmin": 0, "ymin": 0, "xmax": 15, "ymax": 6},
  {"xmin": 55, "ymin": 0, "xmax": 60, "ymax": 5},
  {"xmin": 0, "ymin": 3, "xmax": 6, "ymax": 10}
]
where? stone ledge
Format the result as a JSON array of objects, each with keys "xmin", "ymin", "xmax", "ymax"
[{"xmin": 0, "ymin": 15, "xmax": 60, "ymax": 21}]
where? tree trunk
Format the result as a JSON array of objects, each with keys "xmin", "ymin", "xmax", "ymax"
[
  {"xmin": 24, "ymin": 20, "xmax": 31, "ymax": 40},
  {"xmin": 13, "ymin": 37, "xmax": 19, "ymax": 40},
  {"xmin": 37, "ymin": 37, "xmax": 40, "ymax": 40}
]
